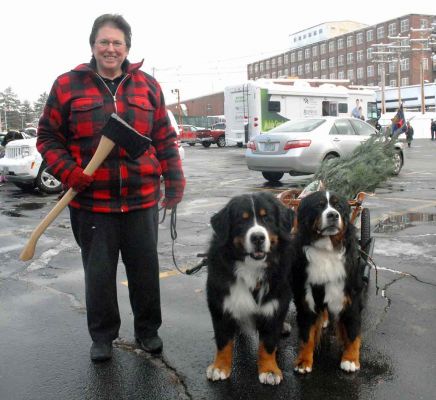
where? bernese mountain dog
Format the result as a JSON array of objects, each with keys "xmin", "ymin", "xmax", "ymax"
[
  {"xmin": 205, "ymin": 192, "xmax": 294, "ymax": 385},
  {"xmin": 290, "ymin": 190, "xmax": 364, "ymax": 374}
]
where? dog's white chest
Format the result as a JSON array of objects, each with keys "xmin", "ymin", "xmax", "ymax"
[
  {"xmin": 223, "ymin": 259, "xmax": 278, "ymax": 321},
  {"xmin": 304, "ymin": 238, "xmax": 346, "ymax": 315}
]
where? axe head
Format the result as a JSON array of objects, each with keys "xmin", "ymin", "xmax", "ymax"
[{"xmin": 101, "ymin": 113, "xmax": 152, "ymax": 159}]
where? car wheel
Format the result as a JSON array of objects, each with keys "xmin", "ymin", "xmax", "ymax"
[
  {"xmin": 202, "ymin": 142, "xmax": 212, "ymax": 148},
  {"xmin": 392, "ymin": 150, "xmax": 403, "ymax": 175},
  {"xmin": 188, "ymin": 143, "xmax": 196, "ymax": 146},
  {"xmin": 216, "ymin": 136, "xmax": 226, "ymax": 148},
  {"xmin": 262, "ymin": 172, "xmax": 284, "ymax": 182},
  {"xmin": 323, "ymin": 153, "xmax": 338, "ymax": 163},
  {"xmin": 13, "ymin": 182, "xmax": 36, "ymax": 192},
  {"xmin": 36, "ymin": 162, "xmax": 62, "ymax": 194}
]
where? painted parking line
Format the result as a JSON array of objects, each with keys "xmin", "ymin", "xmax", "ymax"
[{"xmin": 121, "ymin": 269, "xmax": 185, "ymax": 286}]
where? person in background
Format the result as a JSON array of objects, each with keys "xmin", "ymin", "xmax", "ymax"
[
  {"xmin": 358, "ymin": 106, "xmax": 365, "ymax": 120},
  {"xmin": 405, "ymin": 121, "xmax": 414, "ymax": 148},
  {"xmin": 351, "ymin": 99, "xmax": 361, "ymax": 118},
  {"xmin": 37, "ymin": 14, "xmax": 185, "ymax": 362},
  {"xmin": 431, "ymin": 119, "xmax": 436, "ymax": 141}
]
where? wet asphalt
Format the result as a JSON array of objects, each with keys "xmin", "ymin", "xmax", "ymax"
[{"xmin": 0, "ymin": 139, "xmax": 435, "ymax": 400}]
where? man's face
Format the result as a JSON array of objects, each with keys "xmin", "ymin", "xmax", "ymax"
[{"xmin": 92, "ymin": 24, "xmax": 129, "ymax": 78}]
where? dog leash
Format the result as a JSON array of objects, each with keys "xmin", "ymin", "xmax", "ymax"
[{"xmin": 159, "ymin": 205, "xmax": 207, "ymax": 275}]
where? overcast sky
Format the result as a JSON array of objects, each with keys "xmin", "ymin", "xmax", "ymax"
[{"xmin": 1, "ymin": 0, "xmax": 434, "ymax": 106}]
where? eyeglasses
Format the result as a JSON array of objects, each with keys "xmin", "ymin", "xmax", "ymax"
[{"xmin": 95, "ymin": 39, "xmax": 126, "ymax": 49}]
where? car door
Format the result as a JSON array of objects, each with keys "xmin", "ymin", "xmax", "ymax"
[{"xmin": 329, "ymin": 118, "xmax": 362, "ymax": 157}]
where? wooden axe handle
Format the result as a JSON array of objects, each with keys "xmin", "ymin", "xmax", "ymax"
[{"xmin": 20, "ymin": 136, "xmax": 116, "ymax": 261}]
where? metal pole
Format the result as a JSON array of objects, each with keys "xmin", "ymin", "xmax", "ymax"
[
  {"xmin": 397, "ymin": 52, "xmax": 401, "ymax": 107},
  {"xmin": 420, "ymin": 60, "xmax": 425, "ymax": 114},
  {"xmin": 381, "ymin": 64, "xmax": 386, "ymax": 114}
]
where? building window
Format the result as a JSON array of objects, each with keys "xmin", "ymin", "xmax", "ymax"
[
  {"xmin": 388, "ymin": 23, "xmax": 397, "ymax": 37},
  {"xmin": 366, "ymin": 30, "xmax": 373, "ymax": 42},
  {"xmin": 347, "ymin": 69, "xmax": 354, "ymax": 80},
  {"xmin": 356, "ymin": 50, "xmax": 363, "ymax": 62},
  {"xmin": 312, "ymin": 46, "xmax": 318, "ymax": 57},
  {"xmin": 278, "ymin": 56, "xmax": 282, "ymax": 66},
  {"xmin": 291, "ymin": 53, "xmax": 296, "ymax": 63},
  {"xmin": 291, "ymin": 66, "xmax": 296, "ymax": 75},
  {"xmin": 298, "ymin": 50, "xmax": 303, "ymax": 61},
  {"xmin": 337, "ymin": 38, "xmax": 344, "ymax": 50},
  {"xmin": 401, "ymin": 58, "xmax": 410, "ymax": 71},
  {"xmin": 347, "ymin": 35, "xmax": 353, "ymax": 47},
  {"xmin": 390, "ymin": 79, "xmax": 396, "ymax": 86},
  {"xmin": 321, "ymin": 74, "xmax": 327, "ymax": 79},
  {"xmin": 356, "ymin": 32, "xmax": 363, "ymax": 45},
  {"xmin": 305, "ymin": 63, "xmax": 311, "ymax": 73},
  {"xmin": 367, "ymin": 48, "xmax": 373, "ymax": 59},
  {"xmin": 400, "ymin": 19, "xmax": 409, "ymax": 32},
  {"xmin": 420, "ymin": 19, "xmax": 428, "ymax": 29},
  {"xmin": 313, "ymin": 61, "xmax": 318, "ymax": 72},
  {"xmin": 357, "ymin": 67, "xmax": 364, "ymax": 79},
  {"xmin": 338, "ymin": 70, "xmax": 345, "ymax": 79},
  {"xmin": 367, "ymin": 65, "xmax": 374, "ymax": 77},
  {"xmin": 305, "ymin": 48, "xmax": 311, "ymax": 59},
  {"xmin": 271, "ymin": 58, "xmax": 276, "ymax": 68},
  {"xmin": 401, "ymin": 77, "xmax": 409, "ymax": 86},
  {"xmin": 320, "ymin": 43, "xmax": 327, "ymax": 55},
  {"xmin": 389, "ymin": 62, "xmax": 397, "ymax": 73},
  {"xmin": 248, "ymin": 65, "xmax": 252, "ymax": 74},
  {"xmin": 272, "ymin": 72, "xmax": 277, "ymax": 78},
  {"xmin": 329, "ymin": 57, "xmax": 335, "ymax": 68},
  {"xmin": 266, "ymin": 60, "xmax": 270, "ymax": 70},
  {"xmin": 378, "ymin": 64, "xmax": 384, "ymax": 75},
  {"xmin": 329, "ymin": 41, "xmax": 335, "ymax": 52},
  {"xmin": 254, "ymin": 64, "xmax": 258, "ymax": 73},
  {"xmin": 347, "ymin": 53, "xmax": 354, "ymax": 64},
  {"xmin": 321, "ymin": 59, "xmax": 327, "ymax": 70},
  {"xmin": 284, "ymin": 53, "xmax": 289, "ymax": 64},
  {"xmin": 298, "ymin": 65, "xmax": 303, "ymax": 75},
  {"xmin": 284, "ymin": 68, "xmax": 289, "ymax": 76},
  {"xmin": 338, "ymin": 54, "xmax": 345, "ymax": 66},
  {"xmin": 260, "ymin": 63, "xmax": 264, "ymax": 72},
  {"xmin": 278, "ymin": 69, "xmax": 282, "ymax": 77},
  {"xmin": 329, "ymin": 72, "xmax": 336, "ymax": 79},
  {"xmin": 377, "ymin": 26, "xmax": 384, "ymax": 39}
]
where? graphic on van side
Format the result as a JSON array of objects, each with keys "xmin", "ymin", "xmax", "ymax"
[{"xmin": 260, "ymin": 89, "xmax": 288, "ymax": 132}]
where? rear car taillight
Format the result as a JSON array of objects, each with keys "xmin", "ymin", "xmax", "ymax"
[
  {"xmin": 284, "ymin": 140, "xmax": 311, "ymax": 150},
  {"xmin": 247, "ymin": 141, "xmax": 257, "ymax": 151}
]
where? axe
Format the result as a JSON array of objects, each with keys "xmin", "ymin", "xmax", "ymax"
[{"xmin": 20, "ymin": 113, "xmax": 152, "ymax": 261}]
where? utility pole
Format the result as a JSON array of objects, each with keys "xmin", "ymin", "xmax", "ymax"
[
  {"xmin": 171, "ymin": 89, "xmax": 182, "ymax": 127},
  {"xmin": 387, "ymin": 35, "xmax": 410, "ymax": 108},
  {"xmin": 410, "ymin": 26, "xmax": 435, "ymax": 114},
  {"xmin": 372, "ymin": 44, "xmax": 392, "ymax": 115}
]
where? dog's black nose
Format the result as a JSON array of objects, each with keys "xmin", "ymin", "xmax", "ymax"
[
  {"xmin": 326, "ymin": 211, "xmax": 339, "ymax": 221},
  {"xmin": 250, "ymin": 232, "xmax": 266, "ymax": 246}
]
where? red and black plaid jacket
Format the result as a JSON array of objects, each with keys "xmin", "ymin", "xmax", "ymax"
[{"xmin": 37, "ymin": 60, "xmax": 185, "ymax": 213}]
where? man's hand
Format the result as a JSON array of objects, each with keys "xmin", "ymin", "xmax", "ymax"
[
  {"xmin": 66, "ymin": 167, "xmax": 94, "ymax": 192},
  {"xmin": 161, "ymin": 197, "xmax": 181, "ymax": 209}
]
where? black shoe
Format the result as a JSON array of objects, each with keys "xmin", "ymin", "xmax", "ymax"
[
  {"xmin": 90, "ymin": 341, "xmax": 113, "ymax": 362},
  {"xmin": 136, "ymin": 335, "xmax": 163, "ymax": 354}
]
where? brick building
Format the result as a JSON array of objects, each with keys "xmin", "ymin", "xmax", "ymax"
[{"xmin": 248, "ymin": 14, "xmax": 436, "ymax": 88}]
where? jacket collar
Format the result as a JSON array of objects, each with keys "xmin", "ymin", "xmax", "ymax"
[{"xmin": 72, "ymin": 59, "xmax": 144, "ymax": 74}]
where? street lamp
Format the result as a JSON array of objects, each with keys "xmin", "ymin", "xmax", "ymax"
[{"xmin": 171, "ymin": 89, "xmax": 182, "ymax": 127}]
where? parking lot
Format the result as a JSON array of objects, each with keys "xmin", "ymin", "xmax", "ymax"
[{"xmin": 0, "ymin": 141, "xmax": 435, "ymax": 400}]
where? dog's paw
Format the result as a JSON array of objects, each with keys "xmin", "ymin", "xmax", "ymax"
[
  {"xmin": 259, "ymin": 371, "xmax": 282, "ymax": 385},
  {"xmin": 206, "ymin": 364, "xmax": 231, "ymax": 381},
  {"xmin": 294, "ymin": 360, "xmax": 313, "ymax": 374},
  {"xmin": 340, "ymin": 360, "xmax": 360, "ymax": 372}
]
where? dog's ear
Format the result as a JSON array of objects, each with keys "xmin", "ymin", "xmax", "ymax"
[
  {"xmin": 278, "ymin": 202, "xmax": 294, "ymax": 241},
  {"xmin": 210, "ymin": 204, "xmax": 230, "ymax": 244}
]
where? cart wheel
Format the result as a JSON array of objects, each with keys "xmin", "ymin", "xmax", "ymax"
[{"xmin": 360, "ymin": 207, "xmax": 371, "ymax": 283}]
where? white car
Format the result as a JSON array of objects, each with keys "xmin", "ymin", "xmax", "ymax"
[{"xmin": 0, "ymin": 137, "xmax": 62, "ymax": 193}]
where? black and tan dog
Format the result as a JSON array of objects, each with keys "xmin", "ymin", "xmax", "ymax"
[
  {"xmin": 205, "ymin": 192, "xmax": 293, "ymax": 385},
  {"xmin": 290, "ymin": 190, "xmax": 364, "ymax": 374}
]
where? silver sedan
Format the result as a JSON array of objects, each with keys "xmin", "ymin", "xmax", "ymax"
[{"xmin": 246, "ymin": 116, "xmax": 403, "ymax": 182}]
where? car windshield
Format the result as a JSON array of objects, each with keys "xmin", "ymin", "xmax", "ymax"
[{"xmin": 269, "ymin": 119, "xmax": 326, "ymax": 133}]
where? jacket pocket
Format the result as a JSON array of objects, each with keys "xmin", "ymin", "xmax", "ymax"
[
  {"xmin": 126, "ymin": 96, "xmax": 155, "ymax": 136},
  {"xmin": 70, "ymin": 97, "xmax": 104, "ymax": 138}
]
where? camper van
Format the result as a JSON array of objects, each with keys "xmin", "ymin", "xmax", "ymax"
[{"xmin": 224, "ymin": 80, "xmax": 377, "ymax": 146}]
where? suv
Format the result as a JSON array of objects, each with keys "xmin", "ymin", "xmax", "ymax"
[{"xmin": 0, "ymin": 137, "xmax": 62, "ymax": 193}]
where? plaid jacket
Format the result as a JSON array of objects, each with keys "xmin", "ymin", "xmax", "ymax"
[{"xmin": 37, "ymin": 60, "xmax": 185, "ymax": 213}]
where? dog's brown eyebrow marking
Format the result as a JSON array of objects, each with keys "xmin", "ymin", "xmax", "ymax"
[
  {"xmin": 242, "ymin": 211, "xmax": 250, "ymax": 219},
  {"xmin": 259, "ymin": 208, "xmax": 267, "ymax": 217}
]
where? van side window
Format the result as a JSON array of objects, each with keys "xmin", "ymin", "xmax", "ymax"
[
  {"xmin": 268, "ymin": 101, "xmax": 281, "ymax": 112},
  {"xmin": 338, "ymin": 103, "xmax": 348, "ymax": 113}
]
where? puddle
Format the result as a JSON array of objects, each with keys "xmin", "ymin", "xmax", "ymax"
[
  {"xmin": 374, "ymin": 212, "xmax": 436, "ymax": 233},
  {"xmin": 0, "ymin": 202, "xmax": 45, "ymax": 217}
]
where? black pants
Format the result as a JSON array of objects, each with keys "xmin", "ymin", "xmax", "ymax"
[{"xmin": 70, "ymin": 206, "xmax": 161, "ymax": 343}]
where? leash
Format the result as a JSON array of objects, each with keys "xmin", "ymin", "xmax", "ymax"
[{"xmin": 159, "ymin": 205, "xmax": 207, "ymax": 275}]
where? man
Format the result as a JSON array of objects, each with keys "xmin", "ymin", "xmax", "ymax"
[
  {"xmin": 37, "ymin": 14, "xmax": 185, "ymax": 362},
  {"xmin": 351, "ymin": 99, "xmax": 361, "ymax": 118},
  {"xmin": 431, "ymin": 119, "xmax": 436, "ymax": 141}
]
